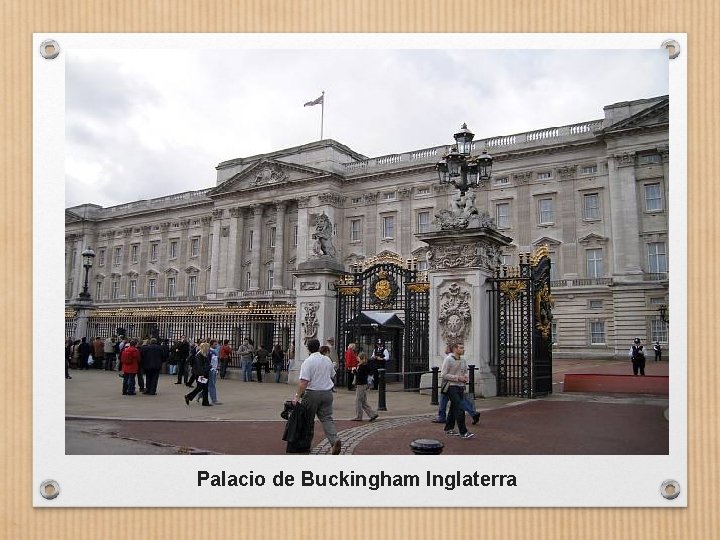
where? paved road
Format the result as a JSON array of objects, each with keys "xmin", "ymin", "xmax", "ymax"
[{"xmin": 64, "ymin": 359, "xmax": 669, "ymax": 455}]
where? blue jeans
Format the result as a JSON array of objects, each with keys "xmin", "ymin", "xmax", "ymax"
[
  {"xmin": 437, "ymin": 391, "xmax": 476, "ymax": 421},
  {"xmin": 208, "ymin": 369, "xmax": 218, "ymax": 402},
  {"xmin": 122, "ymin": 373, "xmax": 136, "ymax": 395},
  {"xmin": 273, "ymin": 363, "xmax": 283, "ymax": 383},
  {"xmin": 444, "ymin": 385, "xmax": 468, "ymax": 435},
  {"xmin": 241, "ymin": 359, "xmax": 253, "ymax": 382}
]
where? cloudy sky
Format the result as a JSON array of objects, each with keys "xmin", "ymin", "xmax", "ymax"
[{"xmin": 65, "ymin": 46, "xmax": 668, "ymax": 209}]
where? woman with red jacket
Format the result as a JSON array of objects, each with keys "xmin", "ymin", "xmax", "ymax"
[
  {"xmin": 120, "ymin": 339, "xmax": 140, "ymax": 395},
  {"xmin": 344, "ymin": 343, "xmax": 358, "ymax": 391}
]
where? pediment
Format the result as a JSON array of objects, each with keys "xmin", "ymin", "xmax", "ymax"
[
  {"xmin": 208, "ymin": 159, "xmax": 332, "ymax": 196},
  {"xmin": 65, "ymin": 210, "xmax": 84, "ymax": 223},
  {"xmin": 603, "ymin": 98, "xmax": 669, "ymax": 134},
  {"xmin": 532, "ymin": 236, "xmax": 562, "ymax": 247},
  {"xmin": 578, "ymin": 233, "xmax": 608, "ymax": 245}
]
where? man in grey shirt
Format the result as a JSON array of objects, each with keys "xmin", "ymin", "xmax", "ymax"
[{"xmin": 293, "ymin": 338, "xmax": 342, "ymax": 454}]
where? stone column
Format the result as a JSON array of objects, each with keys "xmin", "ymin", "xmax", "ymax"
[
  {"xmin": 208, "ymin": 209, "xmax": 223, "ymax": 298},
  {"xmin": 249, "ymin": 204, "xmax": 263, "ymax": 290},
  {"xmin": 177, "ymin": 219, "xmax": 191, "ymax": 295},
  {"xmin": 296, "ymin": 196, "xmax": 311, "ymax": 265},
  {"xmin": 291, "ymin": 262, "xmax": 345, "ymax": 385},
  {"xmin": 199, "ymin": 215, "xmax": 213, "ymax": 295},
  {"xmin": 417, "ymin": 226, "xmax": 511, "ymax": 397},
  {"xmin": 227, "ymin": 207, "xmax": 245, "ymax": 291},
  {"xmin": 608, "ymin": 152, "xmax": 643, "ymax": 280},
  {"xmin": 364, "ymin": 192, "xmax": 378, "ymax": 256},
  {"xmin": 273, "ymin": 201, "xmax": 287, "ymax": 289}
]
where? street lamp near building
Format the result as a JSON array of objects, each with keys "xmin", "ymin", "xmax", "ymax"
[
  {"xmin": 78, "ymin": 246, "xmax": 96, "ymax": 300},
  {"xmin": 436, "ymin": 123, "xmax": 493, "ymax": 196},
  {"xmin": 658, "ymin": 304, "xmax": 669, "ymax": 324}
]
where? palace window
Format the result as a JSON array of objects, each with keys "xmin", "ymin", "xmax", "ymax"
[
  {"xmin": 417, "ymin": 211, "xmax": 431, "ymax": 233},
  {"xmin": 382, "ymin": 215, "xmax": 395, "ymax": 239},
  {"xmin": 651, "ymin": 319, "xmax": 668, "ymax": 343},
  {"xmin": 98, "ymin": 248, "xmax": 105, "ymax": 266},
  {"xmin": 130, "ymin": 245, "xmax": 139, "ymax": 264},
  {"xmin": 248, "ymin": 230, "xmax": 254, "ymax": 251},
  {"xmin": 128, "ymin": 279, "xmax": 137, "ymax": 299},
  {"xmin": 586, "ymin": 248, "xmax": 603, "ymax": 278},
  {"xmin": 639, "ymin": 153, "xmax": 661, "ymax": 164},
  {"xmin": 111, "ymin": 280, "xmax": 119, "ymax": 299},
  {"xmin": 551, "ymin": 322, "xmax": 558, "ymax": 345},
  {"xmin": 583, "ymin": 193, "xmax": 600, "ymax": 220},
  {"xmin": 167, "ymin": 277, "xmax": 176, "ymax": 297},
  {"xmin": 580, "ymin": 164, "xmax": 598, "ymax": 175},
  {"xmin": 416, "ymin": 187, "xmax": 431, "ymax": 196},
  {"xmin": 590, "ymin": 321, "xmax": 606, "ymax": 344},
  {"xmin": 496, "ymin": 203, "xmax": 511, "ymax": 229},
  {"xmin": 190, "ymin": 237, "xmax": 200, "ymax": 257},
  {"xmin": 537, "ymin": 171, "xmax": 553, "ymax": 180},
  {"xmin": 269, "ymin": 227, "xmax": 276, "ymax": 248},
  {"xmin": 113, "ymin": 247, "xmax": 122, "ymax": 266},
  {"xmin": 147, "ymin": 278, "xmax": 156, "ymax": 298},
  {"xmin": 150, "ymin": 242, "xmax": 159, "ymax": 262},
  {"xmin": 648, "ymin": 242, "xmax": 668, "ymax": 273},
  {"xmin": 246, "ymin": 272, "xmax": 251, "ymax": 290},
  {"xmin": 494, "ymin": 176, "xmax": 510, "ymax": 186},
  {"xmin": 417, "ymin": 260, "xmax": 429, "ymax": 272},
  {"xmin": 71, "ymin": 249, "xmax": 77, "ymax": 268},
  {"xmin": 267, "ymin": 269, "xmax": 274, "ymax": 289},
  {"xmin": 95, "ymin": 282, "xmax": 103, "ymax": 300},
  {"xmin": 293, "ymin": 225, "xmax": 298, "ymax": 247},
  {"xmin": 350, "ymin": 219, "xmax": 362, "ymax": 242},
  {"xmin": 548, "ymin": 251, "xmax": 558, "ymax": 281},
  {"xmin": 644, "ymin": 183, "xmax": 663, "ymax": 212},
  {"xmin": 351, "ymin": 197, "xmax": 362, "ymax": 204},
  {"xmin": 187, "ymin": 275, "xmax": 198, "ymax": 297},
  {"xmin": 169, "ymin": 240, "xmax": 178, "ymax": 260},
  {"xmin": 538, "ymin": 198, "xmax": 554, "ymax": 225},
  {"xmin": 589, "ymin": 299, "xmax": 603, "ymax": 309},
  {"xmin": 382, "ymin": 191, "xmax": 396, "ymax": 201}
]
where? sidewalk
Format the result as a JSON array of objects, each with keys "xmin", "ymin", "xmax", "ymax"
[{"xmin": 64, "ymin": 358, "xmax": 670, "ymax": 455}]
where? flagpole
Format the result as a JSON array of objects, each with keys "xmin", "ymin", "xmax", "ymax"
[{"xmin": 320, "ymin": 91, "xmax": 325, "ymax": 140}]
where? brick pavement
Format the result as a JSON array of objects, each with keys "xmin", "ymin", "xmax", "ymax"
[{"xmin": 65, "ymin": 358, "xmax": 671, "ymax": 455}]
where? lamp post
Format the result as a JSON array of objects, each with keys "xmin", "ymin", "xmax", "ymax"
[
  {"xmin": 436, "ymin": 123, "xmax": 493, "ymax": 196},
  {"xmin": 658, "ymin": 304, "xmax": 669, "ymax": 324},
  {"xmin": 78, "ymin": 246, "xmax": 96, "ymax": 300}
]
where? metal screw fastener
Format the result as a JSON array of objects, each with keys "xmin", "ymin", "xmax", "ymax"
[
  {"xmin": 660, "ymin": 479, "xmax": 680, "ymax": 500},
  {"xmin": 661, "ymin": 39, "xmax": 681, "ymax": 60},
  {"xmin": 40, "ymin": 479, "xmax": 60, "ymax": 500},
  {"xmin": 39, "ymin": 39, "xmax": 60, "ymax": 60}
]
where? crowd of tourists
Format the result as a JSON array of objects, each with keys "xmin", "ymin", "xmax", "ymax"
[
  {"xmin": 66, "ymin": 333, "xmax": 484, "ymax": 451},
  {"xmin": 64, "ymin": 334, "xmax": 296, "ymax": 400}
]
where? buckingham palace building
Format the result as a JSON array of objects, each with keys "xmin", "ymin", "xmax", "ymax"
[{"xmin": 65, "ymin": 95, "xmax": 669, "ymax": 360}]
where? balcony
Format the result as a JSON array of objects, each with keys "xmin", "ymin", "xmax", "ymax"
[{"xmin": 551, "ymin": 278, "xmax": 614, "ymax": 288}]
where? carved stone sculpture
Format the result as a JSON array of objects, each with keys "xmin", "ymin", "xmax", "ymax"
[
  {"xmin": 438, "ymin": 282, "xmax": 472, "ymax": 344},
  {"xmin": 311, "ymin": 212, "xmax": 337, "ymax": 258}
]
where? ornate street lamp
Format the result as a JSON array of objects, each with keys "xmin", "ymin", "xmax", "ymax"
[
  {"xmin": 436, "ymin": 123, "xmax": 493, "ymax": 196},
  {"xmin": 78, "ymin": 246, "xmax": 96, "ymax": 300},
  {"xmin": 658, "ymin": 304, "xmax": 669, "ymax": 324}
]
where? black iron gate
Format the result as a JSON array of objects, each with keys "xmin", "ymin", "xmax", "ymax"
[
  {"xmin": 489, "ymin": 247, "xmax": 554, "ymax": 397},
  {"xmin": 336, "ymin": 253, "xmax": 429, "ymax": 390}
]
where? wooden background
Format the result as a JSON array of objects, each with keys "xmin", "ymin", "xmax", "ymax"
[{"xmin": 2, "ymin": 1, "xmax": 717, "ymax": 538}]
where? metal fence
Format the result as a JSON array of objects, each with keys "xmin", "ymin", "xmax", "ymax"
[{"xmin": 66, "ymin": 304, "xmax": 296, "ymax": 369}]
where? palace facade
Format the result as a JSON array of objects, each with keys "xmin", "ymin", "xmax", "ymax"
[{"xmin": 65, "ymin": 95, "xmax": 669, "ymax": 359}]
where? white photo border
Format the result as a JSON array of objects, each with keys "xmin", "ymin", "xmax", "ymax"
[{"xmin": 34, "ymin": 33, "xmax": 687, "ymax": 507}]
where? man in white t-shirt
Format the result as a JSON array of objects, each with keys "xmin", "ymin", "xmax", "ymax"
[{"xmin": 293, "ymin": 338, "xmax": 341, "ymax": 454}]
